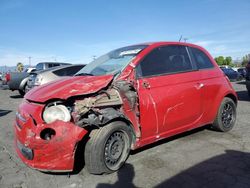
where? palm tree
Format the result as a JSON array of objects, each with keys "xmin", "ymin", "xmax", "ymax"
[{"xmin": 16, "ymin": 62, "xmax": 24, "ymax": 72}]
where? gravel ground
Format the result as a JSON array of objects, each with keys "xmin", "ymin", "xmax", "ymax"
[{"xmin": 0, "ymin": 81, "xmax": 250, "ymax": 188}]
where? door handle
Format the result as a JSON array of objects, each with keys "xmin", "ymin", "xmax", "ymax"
[
  {"xmin": 142, "ymin": 81, "xmax": 150, "ymax": 89},
  {"xmin": 195, "ymin": 83, "xmax": 204, "ymax": 90}
]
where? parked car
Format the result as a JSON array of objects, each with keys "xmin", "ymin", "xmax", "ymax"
[
  {"xmin": 246, "ymin": 61, "xmax": 250, "ymax": 96},
  {"xmin": 237, "ymin": 67, "xmax": 247, "ymax": 79},
  {"xmin": 220, "ymin": 67, "xmax": 242, "ymax": 81},
  {"xmin": 14, "ymin": 42, "xmax": 237, "ymax": 175},
  {"xmin": 35, "ymin": 62, "xmax": 70, "ymax": 71},
  {"xmin": 8, "ymin": 62, "xmax": 70, "ymax": 96},
  {"xmin": 0, "ymin": 72, "xmax": 2, "ymax": 81},
  {"xmin": 26, "ymin": 64, "xmax": 86, "ymax": 93}
]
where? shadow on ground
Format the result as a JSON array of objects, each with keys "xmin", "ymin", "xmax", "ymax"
[
  {"xmin": 10, "ymin": 94, "xmax": 23, "ymax": 99},
  {"xmin": 95, "ymin": 150, "xmax": 250, "ymax": 188},
  {"xmin": 155, "ymin": 150, "xmax": 250, "ymax": 188},
  {"xmin": 236, "ymin": 91, "xmax": 250, "ymax": 102},
  {"xmin": 0, "ymin": 109, "xmax": 12, "ymax": 117},
  {"xmin": 96, "ymin": 163, "xmax": 136, "ymax": 188}
]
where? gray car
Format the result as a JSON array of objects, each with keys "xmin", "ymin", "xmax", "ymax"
[
  {"xmin": 26, "ymin": 64, "xmax": 85, "ymax": 93},
  {"xmin": 8, "ymin": 62, "xmax": 70, "ymax": 96}
]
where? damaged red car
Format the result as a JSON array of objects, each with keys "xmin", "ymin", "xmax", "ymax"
[{"xmin": 14, "ymin": 42, "xmax": 237, "ymax": 174}]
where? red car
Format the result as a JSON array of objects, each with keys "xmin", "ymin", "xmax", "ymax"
[{"xmin": 14, "ymin": 42, "xmax": 237, "ymax": 174}]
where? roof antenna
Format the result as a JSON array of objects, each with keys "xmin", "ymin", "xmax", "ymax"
[{"xmin": 179, "ymin": 35, "xmax": 182, "ymax": 42}]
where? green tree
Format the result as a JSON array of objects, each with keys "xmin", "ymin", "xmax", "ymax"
[
  {"xmin": 242, "ymin": 54, "xmax": 250, "ymax": 67},
  {"xmin": 224, "ymin": 56, "xmax": 232, "ymax": 66},
  {"xmin": 214, "ymin": 56, "xmax": 225, "ymax": 66},
  {"xmin": 16, "ymin": 62, "xmax": 24, "ymax": 72}
]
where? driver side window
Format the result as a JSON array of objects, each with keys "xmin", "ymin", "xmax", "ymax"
[{"xmin": 137, "ymin": 45, "xmax": 193, "ymax": 78}]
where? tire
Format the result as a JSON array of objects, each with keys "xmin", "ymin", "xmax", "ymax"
[
  {"xmin": 18, "ymin": 89, "xmax": 25, "ymax": 96},
  {"xmin": 24, "ymin": 84, "xmax": 29, "ymax": 94},
  {"xmin": 212, "ymin": 97, "xmax": 236, "ymax": 132},
  {"xmin": 84, "ymin": 121, "xmax": 132, "ymax": 174}
]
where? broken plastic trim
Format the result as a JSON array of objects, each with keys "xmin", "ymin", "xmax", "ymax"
[{"xmin": 76, "ymin": 108, "xmax": 125, "ymax": 127}]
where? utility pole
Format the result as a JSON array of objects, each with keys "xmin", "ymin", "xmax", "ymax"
[
  {"xmin": 179, "ymin": 35, "xmax": 183, "ymax": 42},
  {"xmin": 52, "ymin": 56, "xmax": 57, "ymax": 62},
  {"xmin": 28, "ymin": 56, "xmax": 31, "ymax": 66}
]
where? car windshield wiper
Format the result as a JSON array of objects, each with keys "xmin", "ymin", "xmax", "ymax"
[{"xmin": 75, "ymin": 73, "xmax": 94, "ymax": 76}]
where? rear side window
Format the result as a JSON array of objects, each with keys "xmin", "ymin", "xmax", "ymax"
[
  {"xmin": 48, "ymin": 63, "xmax": 60, "ymax": 68},
  {"xmin": 53, "ymin": 65, "xmax": 84, "ymax": 76},
  {"xmin": 137, "ymin": 45, "xmax": 193, "ymax": 77},
  {"xmin": 189, "ymin": 47, "xmax": 214, "ymax": 69},
  {"xmin": 36, "ymin": 63, "xmax": 44, "ymax": 70}
]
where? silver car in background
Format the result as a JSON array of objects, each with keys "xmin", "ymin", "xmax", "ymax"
[{"xmin": 26, "ymin": 64, "xmax": 85, "ymax": 93}]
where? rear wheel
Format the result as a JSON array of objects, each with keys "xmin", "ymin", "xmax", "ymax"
[
  {"xmin": 24, "ymin": 84, "xmax": 29, "ymax": 94},
  {"xmin": 212, "ymin": 97, "xmax": 236, "ymax": 132},
  {"xmin": 84, "ymin": 121, "xmax": 132, "ymax": 174},
  {"xmin": 18, "ymin": 89, "xmax": 25, "ymax": 96}
]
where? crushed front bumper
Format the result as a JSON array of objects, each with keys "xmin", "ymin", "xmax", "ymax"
[{"xmin": 14, "ymin": 100, "xmax": 88, "ymax": 172}]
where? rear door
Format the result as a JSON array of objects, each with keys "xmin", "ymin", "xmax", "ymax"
[{"xmin": 136, "ymin": 45, "xmax": 203, "ymax": 140}]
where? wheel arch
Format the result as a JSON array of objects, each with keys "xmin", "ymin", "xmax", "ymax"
[
  {"xmin": 98, "ymin": 118, "xmax": 137, "ymax": 150},
  {"xmin": 19, "ymin": 77, "xmax": 29, "ymax": 90},
  {"xmin": 224, "ymin": 93, "xmax": 238, "ymax": 106},
  {"xmin": 208, "ymin": 91, "xmax": 238, "ymax": 124}
]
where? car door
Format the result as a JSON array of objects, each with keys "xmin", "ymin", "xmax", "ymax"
[
  {"xmin": 136, "ymin": 45, "xmax": 203, "ymax": 141},
  {"xmin": 188, "ymin": 46, "xmax": 221, "ymax": 125}
]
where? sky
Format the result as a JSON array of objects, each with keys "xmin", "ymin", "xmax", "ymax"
[{"xmin": 0, "ymin": 0, "xmax": 250, "ymax": 66}]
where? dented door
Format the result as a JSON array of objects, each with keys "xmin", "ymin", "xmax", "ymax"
[{"xmin": 138, "ymin": 71, "xmax": 203, "ymax": 139}]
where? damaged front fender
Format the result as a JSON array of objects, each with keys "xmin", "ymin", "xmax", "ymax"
[{"xmin": 73, "ymin": 80, "xmax": 142, "ymax": 146}]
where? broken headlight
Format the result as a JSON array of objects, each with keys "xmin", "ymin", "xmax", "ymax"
[{"xmin": 43, "ymin": 104, "xmax": 71, "ymax": 124}]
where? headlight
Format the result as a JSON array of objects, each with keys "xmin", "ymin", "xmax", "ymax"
[
  {"xmin": 43, "ymin": 105, "xmax": 71, "ymax": 124},
  {"xmin": 34, "ymin": 75, "xmax": 43, "ymax": 86}
]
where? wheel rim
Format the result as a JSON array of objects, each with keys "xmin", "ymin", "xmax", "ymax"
[
  {"xmin": 104, "ymin": 131, "xmax": 128, "ymax": 170},
  {"xmin": 221, "ymin": 102, "xmax": 235, "ymax": 128}
]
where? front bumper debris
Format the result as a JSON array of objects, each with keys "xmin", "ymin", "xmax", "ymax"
[{"xmin": 14, "ymin": 100, "xmax": 88, "ymax": 172}]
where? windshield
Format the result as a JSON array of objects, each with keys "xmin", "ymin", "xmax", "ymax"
[{"xmin": 75, "ymin": 45, "xmax": 148, "ymax": 76}]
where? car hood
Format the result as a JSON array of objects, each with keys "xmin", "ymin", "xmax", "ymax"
[{"xmin": 25, "ymin": 75, "xmax": 114, "ymax": 103}]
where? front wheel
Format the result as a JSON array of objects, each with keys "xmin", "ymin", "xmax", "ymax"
[
  {"xmin": 84, "ymin": 121, "xmax": 132, "ymax": 174},
  {"xmin": 212, "ymin": 97, "xmax": 236, "ymax": 132}
]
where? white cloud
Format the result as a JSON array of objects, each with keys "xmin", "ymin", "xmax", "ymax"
[
  {"xmin": 193, "ymin": 40, "xmax": 215, "ymax": 48},
  {"xmin": 192, "ymin": 39, "xmax": 249, "ymax": 58}
]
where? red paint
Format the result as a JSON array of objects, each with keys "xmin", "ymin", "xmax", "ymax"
[
  {"xmin": 15, "ymin": 42, "xmax": 237, "ymax": 172},
  {"xmin": 14, "ymin": 100, "xmax": 88, "ymax": 171}
]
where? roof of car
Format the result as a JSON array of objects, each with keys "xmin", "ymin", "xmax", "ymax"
[
  {"xmin": 136, "ymin": 41, "xmax": 203, "ymax": 48},
  {"xmin": 33, "ymin": 64, "xmax": 85, "ymax": 74},
  {"xmin": 37, "ymin": 62, "xmax": 71, "ymax": 65}
]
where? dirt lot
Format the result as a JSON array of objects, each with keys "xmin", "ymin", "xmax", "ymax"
[{"xmin": 0, "ymin": 81, "xmax": 250, "ymax": 188}]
